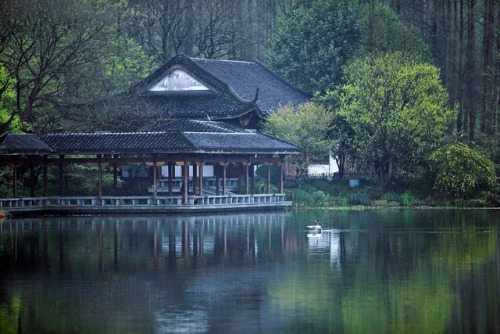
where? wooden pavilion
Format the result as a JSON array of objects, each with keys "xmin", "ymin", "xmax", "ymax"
[
  {"xmin": 0, "ymin": 55, "xmax": 308, "ymax": 216},
  {"xmin": 0, "ymin": 122, "xmax": 301, "ymax": 215}
]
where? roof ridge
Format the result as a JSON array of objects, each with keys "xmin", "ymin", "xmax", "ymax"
[{"xmin": 190, "ymin": 57, "xmax": 255, "ymax": 65}]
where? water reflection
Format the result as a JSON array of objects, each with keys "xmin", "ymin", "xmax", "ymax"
[{"xmin": 0, "ymin": 210, "xmax": 499, "ymax": 333}]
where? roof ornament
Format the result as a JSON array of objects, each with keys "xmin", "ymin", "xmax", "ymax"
[{"xmin": 252, "ymin": 88, "xmax": 259, "ymax": 103}]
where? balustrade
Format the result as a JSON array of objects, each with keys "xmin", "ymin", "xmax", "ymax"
[{"xmin": 0, "ymin": 194, "xmax": 287, "ymax": 212}]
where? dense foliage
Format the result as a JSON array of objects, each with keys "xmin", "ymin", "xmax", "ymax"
[
  {"xmin": 428, "ymin": 143, "xmax": 496, "ymax": 199},
  {"xmin": 327, "ymin": 52, "xmax": 456, "ymax": 188},
  {"xmin": 267, "ymin": 0, "xmax": 361, "ymax": 94},
  {"xmin": 1, "ymin": 0, "xmax": 499, "ymax": 203},
  {"xmin": 261, "ymin": 102, "xmax": 334, "ymax": 176}
]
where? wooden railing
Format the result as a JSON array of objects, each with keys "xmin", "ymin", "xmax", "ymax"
[
  {"xmin": 149, "ymin": 177, "xmax": 240, "ymax": 193},
  {"xmin": 0, "ymin": 194, "xmax": 287, "ymax": 210}
]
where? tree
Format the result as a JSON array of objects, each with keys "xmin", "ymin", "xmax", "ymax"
[
  {"xmin": 428, "ymin": 143, "xmax": 496, "ymax": 199},
  {"xmin": 0, "ymin": 0, "xmax": 151, "ymax": 133},
  {"xmin": 358, "ymin": 2, "xmax": 431, "ymax": 62},
  {"xmin": 261, "ymin": 102, "xmax": 334, "ymax": 176},
  {"xmin": 267, "ymin": 0, "xmax": 361, "ymax": 94},
  {"xmin": 329, "ymin": 52, "xmax": 456, "ymax": 188}
]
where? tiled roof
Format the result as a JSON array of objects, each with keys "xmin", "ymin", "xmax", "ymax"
[
  {"xmin": 42, "ymin": 132, "xmax": 194, "ymax": 154},
  {"xmin": 132, "ymin": 54, "xmax": 310, "ymax": 120},
  {"xmin": 0, "ymin": 129, "xmax": 302, "ymax": 156},
  {"xmin": 156, "ymin": 120, "xmax": 245, "ymax": 133},
  {"xmin": 183, "ymin": 132, "xmax": 302, "ymax": 153},
  {"xmin": 0, "ymin": 134, "xmax": 53, "ymax": 154},
  {"xmin": 191, "ymin": 58, "xmax": 310, "ymax": 115},
  {"xmin": 138, "ymin": 92, "xmax": 255, "ymax": 120}
]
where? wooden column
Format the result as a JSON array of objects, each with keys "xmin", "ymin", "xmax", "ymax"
[
  {"xmin": 193, "ymin": 162, "xmax": 197, "ymax": 196},
  {"xmin": 12, "ymin": 163, "xmax": 18, "ymax": 198},
  {"xmin": 113, "ymin": 155, "xmax": 118, "ymax": 197},
  {"xmin": 238, "ymin": 164, "xmax": 242, "ymax": 194},
  {"xmin": 222, "ymin": 162, "xmax": 227, "ymax": 195},
  {"xmin": 43, "ymin": 165, "xmax": 48, "ymax": 197},
  {"xmin": 30, "ymin": 165, "xmax": 35, "ymax": 197},
  {"xmin": 244, "ymin": 163, "xmax": 249, "ymax": 195},
  {"xmin": 59, "ymin": 155, "xmax": 65, "ymax": 197},
  {"xmin": 266, "ymin": 163, "xmax": 271, "ymax": 194},
  {"xmin": 198, "ymin": 162, "xmax": 204, "ymax": 196},
  {"xmin": 279, "ymin": 161, "xmax": 284, "ymax": 194},
  {"xmin": 251, "ymin": 163, "xmax": 255, "ymax": 195},
  {"xmin": 42, "ymin": 156, "xmax": 48, "ymax": 197},
  {"xmin": 183, "ymin": 161, "xmax": 188, "ymax": 204},
  {"xmin": 97, "ymin": 155, "xmax": 102, "ymax": 202},
  {"xmin": 168, "ymin": 163, "xmax": 173, "ymax": 196},
  {"xmin": 215, "ymin": 165, "xmax": 220, "ymax": 195},
  {"xmin": 152, "ymin": 155, "xmax": 158, "ymax": 202}
]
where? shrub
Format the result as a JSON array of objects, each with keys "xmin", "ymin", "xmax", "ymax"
[
  {"xmin": 429, "ymin": 143, "xmax": 496, "ymax": 199},
  {"xmin": 347, "ymin": 193, "xmax": 372, "ymax": 206}
]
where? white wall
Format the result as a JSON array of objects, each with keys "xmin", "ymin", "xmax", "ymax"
[{"xmin": 307, "ymin": 156, "xmax": 339, "ymax": 175}]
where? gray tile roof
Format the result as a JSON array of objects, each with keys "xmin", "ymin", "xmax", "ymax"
[
  {"xmin": 42, "ymin": 132, "xmax": 193, "ymax": 154},
  {"xmin": 182, "ymin": 132, "xmax": 302, "ymax": 153},
  {"xmin": 140, "ymin": 92, "xmax": 255, "ymax": 120},
  {"xmin": 0, "ymin": 128, "xmax": 302, "ymax": 156},
  {"xmin": 0, "ymin": 134, "xmax": 53, "ymax": 154},
  {"xmin": 132, "ymin": 54, "xmax": 310, "ymax": 120},
  {"xmin": 156, "ymin": 120, "xmax": 245, "ymax": 133},
  {"xmin": 191, "ymin": 58, "xmax": 310, "ymax": 115}
]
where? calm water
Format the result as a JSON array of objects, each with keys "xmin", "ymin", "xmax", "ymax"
[{"xmin": 1, "ymin": 209, "xmax": 499, "ymax": 333}]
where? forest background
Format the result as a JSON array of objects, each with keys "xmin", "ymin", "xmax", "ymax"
[{"xmin": 1, "ymin": 0, "xmax": 499, "ymax": 207}]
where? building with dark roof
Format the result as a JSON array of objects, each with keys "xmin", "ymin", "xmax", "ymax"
[
  {"xmin": 0, "ymin": 55, "xmax": 308, "ymax": 214},
  {"xmin": 129, "ymin": 54, "xmax": 310, "ymax": 128}
]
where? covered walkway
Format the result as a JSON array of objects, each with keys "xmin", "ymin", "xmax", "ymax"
[{"xmin": 0, "ymin": 122, "xmax": 301, "ymax": 216}]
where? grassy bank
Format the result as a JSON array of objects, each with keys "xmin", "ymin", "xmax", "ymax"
[{"xmin": 283, "ymin": 178, "xmax": 500, "ymax": 209}]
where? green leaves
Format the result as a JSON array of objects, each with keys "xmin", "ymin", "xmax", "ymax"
[
  {"xmin": 261, "ymin": 102, "xmax": 334, "ymax": 175},
  {"xmin": 429, "ymin": 143, "xmax": 496, "ymax": 199},
  {"xmin": 268, "ymin": 0, "xmax": 361, "ymax": 94},
  {"xmin": 330, "ymin": 52, "xmax": 456, "ymax": 188}
]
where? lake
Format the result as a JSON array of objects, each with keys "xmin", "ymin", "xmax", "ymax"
[{"xmin": 1, "ymin": 209, "xmax": 499, "ymax": 333}]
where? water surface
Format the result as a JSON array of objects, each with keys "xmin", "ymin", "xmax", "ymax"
[{"xmin": 1, "ymin": 209, "xmax": 499, "ymax": 333}]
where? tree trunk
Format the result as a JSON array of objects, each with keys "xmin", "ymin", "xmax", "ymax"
[{"xmin": 465, "ymin": 0, "xmax": 475, "ymax": 142}]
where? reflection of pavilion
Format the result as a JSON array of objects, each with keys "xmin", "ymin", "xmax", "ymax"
[
  {"xmin": 308, "ymin": 230, "xmax": 340, "ymax": 264},
  {"xmin": 0, "ymin": 213, "xmax": 290, "ymax": 272}
]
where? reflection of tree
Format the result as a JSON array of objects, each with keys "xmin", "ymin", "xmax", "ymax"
[
  {"xmin": 267, "ymin": 210, "xmax": 499, "ymax": 333},
  {"xmin": 0, "ymin": 211, "xmax": 498, "ymax": 333}
]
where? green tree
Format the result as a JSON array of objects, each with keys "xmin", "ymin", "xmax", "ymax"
[
  {"xmin": 261, "ymin": 102, "xmax": 334, "ymax": 176},
  {"xmin": 359, "ymin": 2, "xmax": 431, "ymax": 62},
  {"xmin": 0, "ymin": 0, "xmax": 151, "ymax": 133},
  {"xmin": 428, "ymin": 143, "xmax": 496, "ymax": 199},
  {"xmin": 329, "ymin": 52, "xmax": 456, "ymax": 188},
  {"xmin": 267, "ymin": 0, "xmax": 361, "ymax": 94}
]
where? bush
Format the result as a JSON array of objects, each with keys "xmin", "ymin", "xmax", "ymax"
[
  {"xmin": 429, "ymin": 143, "xmax": 496, "ymax": 199},
  {"xmin": 291, "ymin": 188, "xmax": 334, "ymax": 207},
  {"xmin": 347, "ymin": 193, "xmax": 372, "ymax": 206}
]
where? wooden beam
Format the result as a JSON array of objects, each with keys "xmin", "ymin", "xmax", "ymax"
[{"xmin": 0, "ymin": 153, "xmax": 289, "ymax": 166}]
